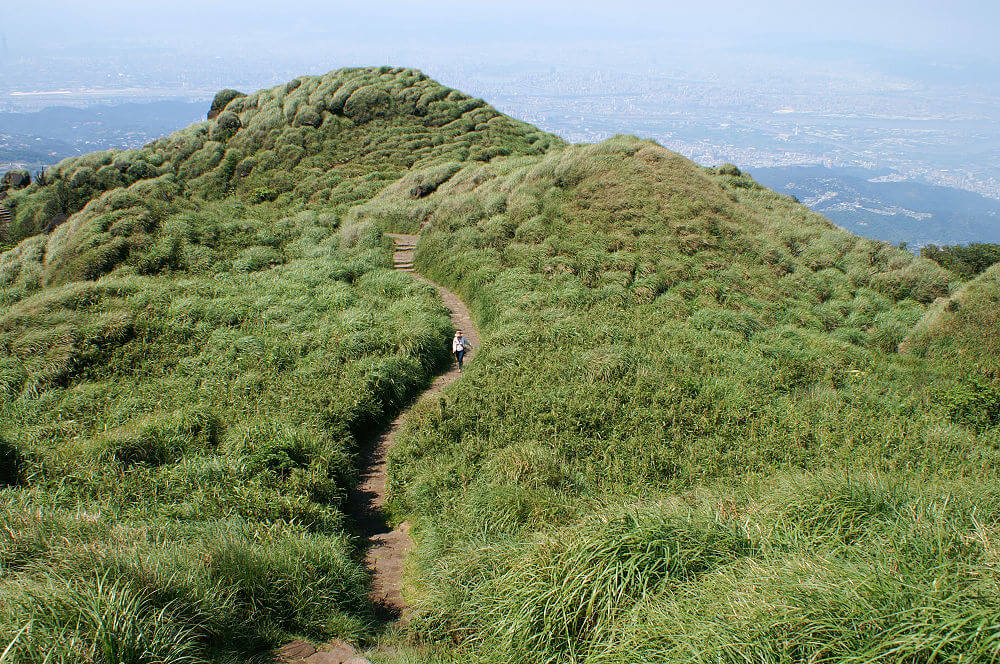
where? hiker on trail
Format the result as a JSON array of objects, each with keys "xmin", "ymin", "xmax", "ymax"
[{"xmin": 453, "ymin": 331, "xmax": 470, "ymax": 371}]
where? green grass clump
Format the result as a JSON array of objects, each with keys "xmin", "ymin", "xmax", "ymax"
[
  {"xmin": 208, "ymin": 88, "xmax": 246, "ymax": 119},
  {"xmin": 0, "ymin": 506, "xmax": 372, "ymax": 662},
  {"xmin": 903, "ymin": 262, "xmax": 1000, "ymax": 376},
  {"xmin": 2, "ymin": 571, "xmax": 200, "ymax": 664},
  {"xmin": 402, "ymin": 475, "xmax": 1000, "ymax": 664}
]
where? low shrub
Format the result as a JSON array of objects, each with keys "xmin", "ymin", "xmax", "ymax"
[
  {"xmin": 208, "ymin": 88, "xmax": 246, "ymax": 119},
  {"xmin": 934, "ymin": 374, "xmax": 1000, "ymax": 432}
]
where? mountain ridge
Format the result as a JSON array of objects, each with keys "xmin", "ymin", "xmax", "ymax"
[{"xmin": 1, "ymin": 67, "xmax": 998, "ymax": 663}]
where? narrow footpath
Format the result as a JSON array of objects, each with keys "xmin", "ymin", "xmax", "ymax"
[{"xmin": 278, "ymin": 234, "xmax": 479, "ymax": 664}]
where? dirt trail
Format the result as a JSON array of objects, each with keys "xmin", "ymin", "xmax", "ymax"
[{"xmin": 280, "ymin": 234, "xmax": 477, "ymax": 664}]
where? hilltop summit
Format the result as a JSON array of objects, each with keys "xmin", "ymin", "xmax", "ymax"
[{"xmin": 1, "ymin": 67, "xmax": 560, "ymax": 289}]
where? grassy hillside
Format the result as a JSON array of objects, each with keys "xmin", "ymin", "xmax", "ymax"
[
  {"xmin": 1, "ymin": 65, "xmax": 558, "ymax": 252},
  {"xmin": 901, "ymin": 263, "xmax": 1000, "ymax": 435},
  {"xmin": 355, "ymin": 139, "xmax": 999, "ymax": 662},
  {"xmin": 2, "ymin": 67, "xmax": 998, "ymax": 663},
  {"xmin": 0, "ymin": 67, "xmax": 555, "ymax": 662},
  {"xmin": 1, "ymin": 223, "xmax": 449, "ymax": 660}
]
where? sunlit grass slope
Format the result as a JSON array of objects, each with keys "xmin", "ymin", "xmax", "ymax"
[
  {"xmin": 355, "ymin": 138, "xmax": 1000, "ymax": 662},
  {"xmin": 904, "ymin": 262, "xmax": 1000, "ymax": 376},
  {"xmin": 0, "ymin": 67, "xmax": 556, "ymax": 662},
  {"xmin": 2, "ymin": 65, "xmax": 559, "ymax": 251},
  {"xmin": 3, "ymin": 65, "xmax": 998, "ymax": 664}
]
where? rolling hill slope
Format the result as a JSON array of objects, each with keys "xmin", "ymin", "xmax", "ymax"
[
  {"xmin": 1, "ymin": 68, "xmax": 998, "ymax": 663},
  {"xmin": 0, "ymin": 66, "xmax": 556, "ymax": 663}
]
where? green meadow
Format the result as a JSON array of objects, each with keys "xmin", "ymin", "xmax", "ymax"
[{"xmin": 1, "ymin": 67, "xmax": 999, "ymax": 663}]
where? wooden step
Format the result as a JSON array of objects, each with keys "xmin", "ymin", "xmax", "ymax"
[
  {"xmin": 392, "ymin": 237, "xmax": 417, "ymax": 272},
  {"xmin": 0, "ymin": 204, "xmax": 11, "ymax": 236}
]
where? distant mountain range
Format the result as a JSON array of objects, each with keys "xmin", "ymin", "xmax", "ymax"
[{"xmin": 750, "ymin": 166, "xmax": 1000, "ymax": 248}]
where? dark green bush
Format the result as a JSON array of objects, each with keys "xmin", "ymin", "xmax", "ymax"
[
  {"xmin": 935, "ymin": 374, "xmax": 1000, "ymax": 431},
  {"xmin": 343, "ymin": 85, "xmax": 394, "ymax": 122},
  {"xmin": 1, "ymin": 169, "xmax": 31, "ymax": 190},
  {"xmin": 922, "ymin": 242, "xmax": 1000, "ymax": 279},
  {"xmin": 248, "ymin": 186, "xmax": 278, "ymax": 203},
  {"xmin": 293, "ymin": 106, "xmax": 322, "ymax": 128},
  {"xmin": 208, "ymin": 88, "xmax": 246, "ymax": 119},
  {"xmin": 216, "ymin": 110, "xmax": 241, "ymax": 131}
]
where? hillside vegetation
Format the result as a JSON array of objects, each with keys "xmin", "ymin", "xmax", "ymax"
[
  {"xmin": 2, "ymin": 68, "xmax": 998, "ymax": 663},
  {"xmin": 921, "ymin": 242, "xmax": 1000, "ymax": 279},
  {"xmin": 0, "ymin": 67, "xmax": 555, "ymax": 662},
  {"xmin": 363, "ymin": 139, "xmax": 998, "ymax": 661}
]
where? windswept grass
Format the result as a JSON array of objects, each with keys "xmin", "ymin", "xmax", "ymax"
[
  {"xmin": 0, "ymin": 207, "xmax": 453, "ymax": 659},
  {"xmin": 3, "ymin": 68, "xmax": 998, "ymax": 663},
  {"xmin": 370, "ymin": 137, "xmax": 999, "ymax": 661},
  {"xmin": 401, "ymin": 474, "xmax": 1000, "ymax": 664},
  {"xmin": 0, "ymin": 66, "xmax": 553, "ymax": 661}
]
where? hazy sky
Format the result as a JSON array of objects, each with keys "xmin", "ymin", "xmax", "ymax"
[
  {"xmin": 3, "ymin": 1, "xmax": 998, "ymax": 58},
  {"xmin": 1, "ymin": 1, "xmax": 997, "ymax": 201},
  {"xmin": 1, "ymin": 0, "xmax": 997, "ymax": 124}
]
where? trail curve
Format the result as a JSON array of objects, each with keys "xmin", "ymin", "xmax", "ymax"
[{"xmin": 279, "ymin": 233, "xmax": 478, "ymax": 663}]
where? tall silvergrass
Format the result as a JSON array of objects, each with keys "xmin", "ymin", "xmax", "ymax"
[
  {"xmin": 0, "ymin": 201, "xmax": 453, "ymax": 659},
  {"xmin": 0, "ymin": 498, "xmax": 374, "ymax": 660},
  {"xmin": 1, "ymin": 572, "xmax": 200, "ymax": 664},
  {"xmin": 404, "ymin": 474, "xmax": 1000, "ymax": 663},
  {"xmin": 466, "ymin": 507, "xmax": 749, "ymax": 663},
  {"xmin": 903, "ymin": 262, "xmax": 1000, "ymax": 378},
  {"xmin": 3, "ymin": 65, "xmax": 997, "ymax": 663},
  {"xmin": 372, "ymin": 137, "xmax": 999, "ymax": 661}
]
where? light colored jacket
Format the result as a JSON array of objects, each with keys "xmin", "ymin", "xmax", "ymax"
[{"xmin": 453, "ymin": 336, "xmax": 468, "ymax": 352}]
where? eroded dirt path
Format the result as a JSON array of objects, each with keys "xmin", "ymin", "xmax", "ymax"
[
  {"xmin": 359, "ymin": 234, "xmax": 478, "ymax": 615},
  {"xmin": 279, "ymin": 234, "xmax": 478, "ymax": 663}
]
